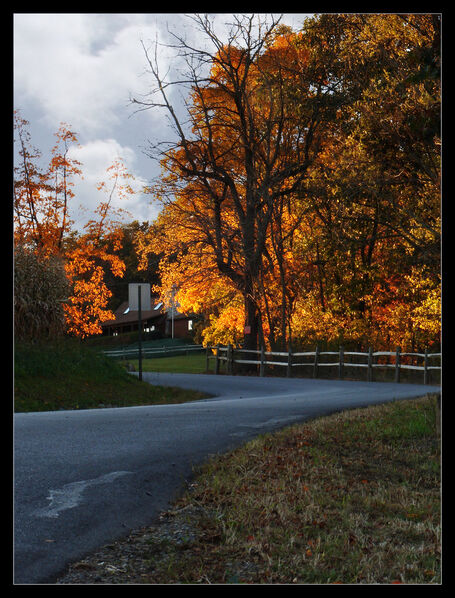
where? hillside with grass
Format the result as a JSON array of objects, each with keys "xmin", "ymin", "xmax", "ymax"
[{"xmin": 14, "ymin": 339, "xmax": 208, "ymax": 412}]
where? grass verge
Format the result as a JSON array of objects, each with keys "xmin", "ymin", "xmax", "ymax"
[
  {"xmin": 123, "ymin": 353, "xmax": 207, "ymax": 374},
  {"xmin": 14, "ymin": 340, "xmax": 208, "ymax": 412},
  {"xmin": 140, "ymin": 396, "xmax": 441, "ymax": 584}
]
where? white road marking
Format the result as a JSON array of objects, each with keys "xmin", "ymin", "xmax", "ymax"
[{"xmin": 34, "ymin": 471, "xmax": 133, "ymax": 518}]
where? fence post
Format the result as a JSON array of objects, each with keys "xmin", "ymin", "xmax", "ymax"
[
  {"xmin": 227, "ymin": 343, "xmax": 233, "ymax": 375},
  {"xmin": 395, "ymin": 346, "xmax": 401, "ymax": 383},
  {"xmin": 287, "ymin": 342, "xmax": 293, "ymax": 378},
  {"xmin": 424, "ymin": 348, "xmax": 429, "ymax": 385},
  {"xmin": 313, "ymin": 344, "xmax": 320, "ymax": 378},
  {"xmin": 215, "ymin": 344, "xmax": 220, "ymax": 375},
  {"xmin": 367, "ymin": 346, "xmax": 374, "ymax": 382},
  {"xmin": 339, "ymin": 345, "xmax": 344, "ymax": 380},
  {"xmin": 205, "ymin": 346, "xmax": 210, "ymax": 373},
  {"xmin": 259, "ymin": 345, "xmax": 265, "ymax": 377}
]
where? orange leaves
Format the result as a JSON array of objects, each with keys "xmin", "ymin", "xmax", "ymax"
[
  {"xmin": 42, "ymin": 124, "xmax": 82, "ymax": 255},
  {"xmin": 14, "ymin": 113, "xmax": 134, "ymax": 338},
  {"xmin": 14, "ymin": 116, "xmax": 83, "ymax": 257},
  {"xmin": 63, "ymin": 255, "xmax": 117, "ymax": 339},
  {"xmin": 298, "ymin": 441, "xmax": 311, "ymax": 448},
  {"xmin": 262, "ymin": 27, "xmax": 309, "ymax": 73},
  {"xmin": 137, "ymin": 14, "xmax": 439, "ymax": 352},
  {"xmin": 63, "ymin": 224, "xmax": 126, "ymax": 338}
]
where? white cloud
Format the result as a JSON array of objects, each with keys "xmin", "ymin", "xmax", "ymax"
[
  {"xmin": 13, "ymin": 13, "xmax": 169, "ymax": 136},
  {"xmin": 66, "ymin": 139, "xmax": 159, "ymax": 231},
  {"xmin": 14, "ymin": 13, "xmax": 311, "ymax": 135},
  {"xmin": 14, "ymin": 13, "xmax": 311, "ymax": 229}
]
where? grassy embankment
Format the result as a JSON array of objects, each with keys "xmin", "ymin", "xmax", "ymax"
[
  {"xmin": 138, "ymin": 395, "xmax": 441, "ymax": 584},
  {"xmin": 86, "ymin": 334, "xmax": 208, "ymax": 375},
  {"xmin": 14, "ymin": 339, "xmax": 208, "ymax": 412},
  {"xmin": 124, "ymin": 353, "xmax": 207, "ymax": 374}
]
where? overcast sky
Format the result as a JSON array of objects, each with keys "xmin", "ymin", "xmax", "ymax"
[{"xmin": 14, "ymin": 13, "xmax": 311, "ymax": 231}]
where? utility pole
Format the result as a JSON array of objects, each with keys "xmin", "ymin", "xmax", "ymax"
[
  {"xmin": 138, "ymin": 285, "xmax": 142, "ymax": 381},
  {"xmin": 128, "ymin": 283, "xmax": 150, "ymax": 382}
]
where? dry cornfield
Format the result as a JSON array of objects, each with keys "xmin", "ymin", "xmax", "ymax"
[{"xmin": 14, "ymin": 245, "xmax": 69, "ymax": 341}]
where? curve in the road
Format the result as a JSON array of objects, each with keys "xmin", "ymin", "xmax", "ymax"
[{"xmin": 14, "ymin": 374, "xmax": 440, "ymax": 584}]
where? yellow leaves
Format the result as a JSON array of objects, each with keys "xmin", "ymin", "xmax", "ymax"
[
  {"xmin": 362, "ymin": 267, "xmax": 440, "ymax": 350},
  {"xmin": 135, "ymin": 14, "xmax": 439, "ymax": 353},
  {"xmin": 202, "ymin": 302, "xmax": 245, "ymax": 347}
]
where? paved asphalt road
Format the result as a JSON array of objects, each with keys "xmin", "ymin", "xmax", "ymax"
[{"xmin": 14, "ymin": 373, "xmax": 440, "ymax": 584}]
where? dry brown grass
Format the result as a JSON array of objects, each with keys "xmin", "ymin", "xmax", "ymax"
[
  {"xmin": 56, "ymin": 395, "xmax": 441, "ymax": 585},
  {"xmin": 142, "ymin": 396, "xmax": 441, "ymax": 584}
]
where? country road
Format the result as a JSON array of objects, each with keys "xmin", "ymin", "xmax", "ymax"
[{"xmin": 14, "ymin": 373, "xmax": 440, "ymax": 584}]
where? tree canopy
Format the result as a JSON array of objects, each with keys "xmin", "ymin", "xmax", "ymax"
[
  {"xmin": 14, "ymin": 14, "xmax": 440, "ymax": 351},
  {"xmin": 133, "ymin": 13, "xmax": 440, "ymax": 352}
]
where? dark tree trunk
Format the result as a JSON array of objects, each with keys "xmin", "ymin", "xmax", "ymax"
[{"xmin": 243, "ymin": 292, "xmax": 260, "ymax": 351}]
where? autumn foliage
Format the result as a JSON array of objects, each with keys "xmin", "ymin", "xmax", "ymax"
[
  {"xmin": 14, "ymin": 14, "xmax": 440, "ymax": 350},
  {"xmin": 134, "ymin": 13, "xmax": 440, "ymax": 352},
  {"xmin": 14, "ymin": 113, "xmax": 132, "ymax": 338}
]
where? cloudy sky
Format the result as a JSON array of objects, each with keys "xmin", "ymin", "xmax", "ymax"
[{"xmin": 14, "ymin": 13, "xmax": 311, "ymax": 231}]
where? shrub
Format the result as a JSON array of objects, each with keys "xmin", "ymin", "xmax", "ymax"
[{"xmin": 14, "ymin": 245, "xmax": 70, "ymax": 341}]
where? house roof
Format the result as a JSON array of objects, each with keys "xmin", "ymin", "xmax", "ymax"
[
  {"xmin": 101, "ymin": 297, "xmax": 193, "ymax": 328},
  {"xmin": 101, "ymin": 299, "xmax": 165, "ymax": 327}
]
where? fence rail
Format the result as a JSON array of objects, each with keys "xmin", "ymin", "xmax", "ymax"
[
  {"xmin": 206, "ymin": 344, "xmax": 441, "ymax": 385},
  {"xmin": 103, "ymin": 344, "xmax": 205, "ymax": 359},
  {"xmin": 102, "ymin": 341, "xmax": 440, "ymax": 385}
]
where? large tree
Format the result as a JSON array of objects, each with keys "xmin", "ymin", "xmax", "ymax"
[
  {"xmin": 133, "ymin": 14, "xmax": 342, "ymax": 350},
  {"xmin": 296, "ymin": 13, "xmax": 441, "ymax": 349},
  {"xmin": 133, "ymin": 13, "xmax": 440, "ymax": 352}
]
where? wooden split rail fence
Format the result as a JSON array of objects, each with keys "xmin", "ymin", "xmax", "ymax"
[
  {"xmin": 206, "ymin": 344, "xmax": 441, "ymax": 385},
  {"xmin": 103, "ymin": 344, "xmax": 205, "ymax": 360}
]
